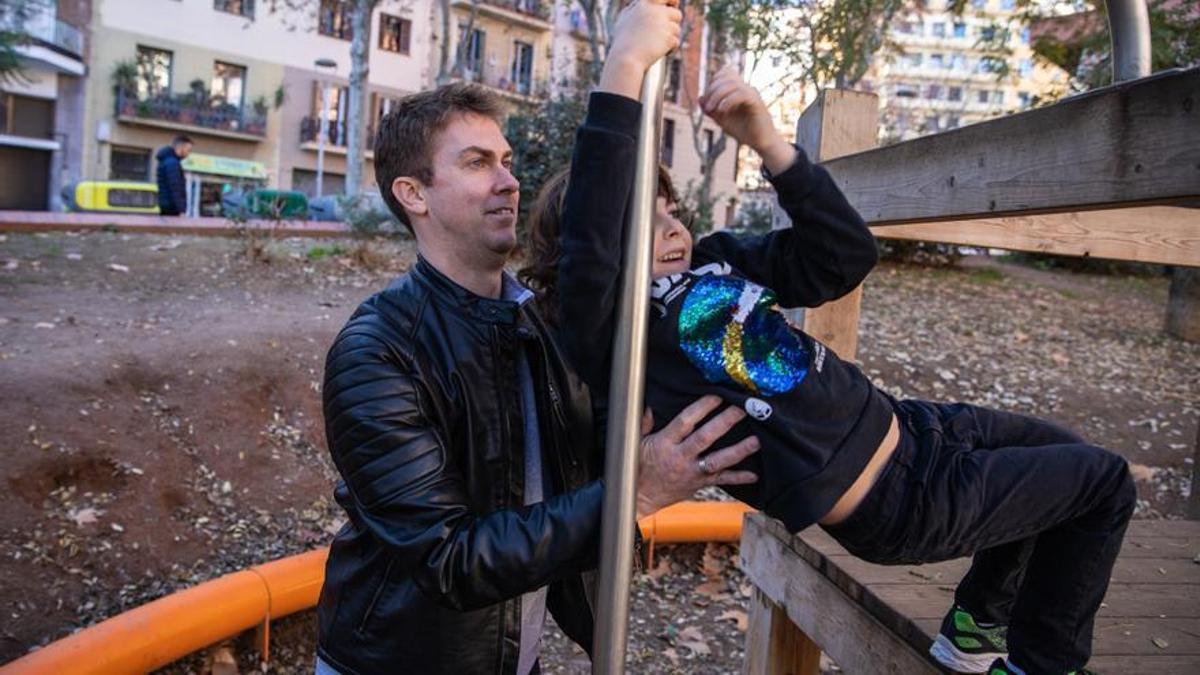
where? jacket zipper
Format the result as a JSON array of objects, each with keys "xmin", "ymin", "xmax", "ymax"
[{"xmin": 355, "ymin": 558, "xmax": 395, "ymax": 636}]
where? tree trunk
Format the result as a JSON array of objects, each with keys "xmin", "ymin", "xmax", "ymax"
[
  {"xmin": 1166, "ymin": 268, "xmax": 1200, "ymax": 342},
  {"xmin": 345, "ymin": 0, "xmax": 373, "ymax": 197}
]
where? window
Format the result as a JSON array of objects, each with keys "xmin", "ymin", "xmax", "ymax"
[
  {"xmin": 930, "ymin": 53, "xmax": 945, "ymax": 69},
  {"xmin": 661, "ymin": 118, "xmax": 675, "ymax": 167},
  {"xmin": 927, "ymin": 84, "xmax": 943, "ymax": 100},
  {"xmin": 666, "ymin": 57, "xmax": 682, "ymax": 103},
  {"xmin": 971, "ymin": 0, "xmax": 986, "ymax": 8},
  {"xmin": 214, "ymin": 0, "xmax": 254, "ymax": 19},
  {"xmin": 110, "ymin": 146, "xmax": 151, "ymax": 181},
  {"xmin": 977, "ymin": 89, "xmax": 989, "ymax": 104},
  {"xmin": 701, "ymin": 129, "xmax": 714, "ymax": 174},
  {"xmin": 462, "ymin": 27, "xmax": 486, "ymax": 77},
  {"xmin": 136, "ymin": 45, "xmax": 172, "ymax": 99},
  {"xmin": 1000, "ymin": 0, "xmax": 1015, "ymax": 9},
  {"xmin": 1018, "ymin": 59, "xmax": 1033, "ymax": 77},
  {"xmin": 905, "ymin": 53, "xmax": 923, "ymax": 68},
  {"xmin": 1020, "ymin": 28, "xmax": 1031, "ymax": 44},
  {"xmin": 953, "ymin": 23, "xmax": 966, "ymax": 38},
  {"xmin": 895, "ymin": 83, "xmax": 919, "ymax": 98},
  {"xmin": 992, "ymin": 90, "xmax": 1005, "ymax": 104},
  {"xmin": 948, "ymin": 86, "xmax": 962, "ymax": 101},
  {"xmin": 312, "ymin": 83, "xmax": 350, "ymax": 144},
  {"xmin": 980, "ymin": 25, "xmax": 996, "ymax": 42},
  {"xmin": 1018, "ymin": 92, "xmax": 1032, "ymax": 108},
  {"xmin": 379, "ymin": 14, "xmax": 411, "ymax": 54},
  {"xmin": 931, "ymin": 22, "xmax": 946, "ymax": 38},
  {"xmin": 945, "ymin": 115, "xmax": 960, "ymax": 129},
  {"xmin": 0, "ymin": 93, "xmax": 54, "ymax": 138},
  {"xmin": 510, "ymin": 41, "xmax": 533, "ymax": 95},
  {"xmin": 950, "ymin": 54, "xmax": 966, "ymax": 70},
  {"xmin": 211, "ymin": 61, "xmax": 246, "ymax": 109},
  {"xmin": 319, "ymin": 0, "xmax": 352, "ymax": 40}
]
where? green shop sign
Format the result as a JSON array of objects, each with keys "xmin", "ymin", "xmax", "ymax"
[{"xmin": 182, "ymin": 153, "xmax": 268, "ymax": 180}]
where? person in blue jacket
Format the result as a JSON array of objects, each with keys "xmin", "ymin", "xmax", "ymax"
[
  {"xmin": 155, "ymin": 135, "xmax": 192, "ymax": 216},
  {"xmin": 519, "ymin": 4, "xmax": 1134, "ymax": 672}
]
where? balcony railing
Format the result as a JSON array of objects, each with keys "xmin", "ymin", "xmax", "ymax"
[
  {"xmin": 493, "ymin": 0, "xmax": 551, "ymax": 21},
  {"xmin": 0, "ymin": 5, "xmax": 83, "ymax": 57},
  {"xmin": 459, "ymin": 68, "xmax": 548, "ymax": 99},
  {"xmin": 116, "ymin": 90, "xmax": 267, "ymax": 137}
]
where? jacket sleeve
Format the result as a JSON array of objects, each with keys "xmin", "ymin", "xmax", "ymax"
[
  {"xmin": 692, "ymin": 149, "xmax": 878, "ymax": 308},
  {"xmin": 323, "ymin": 328, "xmax": 604, "ymax": 611},
  {"xmin": 556, "ymin": 92, "xmax": 642, "ymax": 398},
  {"xmin": 168, "ymin": 161, "xmax": 188, "ymax": 213}
]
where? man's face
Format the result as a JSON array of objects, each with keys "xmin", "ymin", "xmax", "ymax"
[
  {"xmin": 652, "ymin": 196, "xmax": 692, "ymax": 279},
  {"xmin": 175, "ymin": 143, "xmax": 193, "ymax": 159},
  {"xmin": 419, "ymin": 113, "xmax": 519, "ymax": 264}
]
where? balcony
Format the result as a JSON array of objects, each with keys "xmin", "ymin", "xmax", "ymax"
[
  {"xmin": 115, "ymin": 90, "xmax": 267, "ymax": 142},
  {"xmin": 452, "ymin": 0, "xmax": 552, "ymax": 31},
  {"xmin": 0, "ymin": 4, "xmax": 85, "ymax": 74},
  {"xmin": 458, "ymin": 69, "xmax": 548, "ymax": 103}
]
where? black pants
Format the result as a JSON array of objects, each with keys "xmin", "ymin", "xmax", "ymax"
[{"xmin": 823, "ymin": 400, "xmax": 1136, "ymax": 674}]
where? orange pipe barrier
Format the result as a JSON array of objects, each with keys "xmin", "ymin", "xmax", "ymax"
[{"xmin": 3, "ymin": 502, "xmax": 751, "ymax": 674}]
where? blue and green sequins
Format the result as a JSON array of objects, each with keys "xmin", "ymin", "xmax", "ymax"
[{"xmin": 677, "ymin": 275, "xmax": 809, "ymax": 397}]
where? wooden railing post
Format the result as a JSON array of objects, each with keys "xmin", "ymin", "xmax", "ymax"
[{"xmin": 786, "ymin": 89, "xmax": 879, "ymax": 360}]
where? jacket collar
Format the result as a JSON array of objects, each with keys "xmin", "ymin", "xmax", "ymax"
[{"xmin": 411, "ymin": 256, "xmax": 528, "ymax": 325}]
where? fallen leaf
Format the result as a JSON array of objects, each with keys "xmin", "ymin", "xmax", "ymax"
[
  {"xmin": 717, "ymin": 609, "xmax": 749, "ymax": 632},
  {"xmin": 1128, "ymin": 463, "xmax": 1157, "ymax": 484},
  {"xmin": 662, "ymin": 647, "xmax": 679, "ymax": 666},
  {"xmin": 644, "ymin": 556, "xmax": 672, "ymax": 581},
  {"xmin": 1152, "ymin": 637, "xmax": 1169, "ymax": 649},
  {"xmin": 67, "ymin": 508, "xmax": 103, "ymax": 527},
  {"xmin": 107, "ymin": 263, "xmax": 130, "ymax": 273},
  {"xmin": 677, "ymin": 625, "xmax": 711, "ymax": 656},
  {"xmin": 701, "ymin": 543, "xmax": 728, "ymax": 578},
  {"xmin": 695, "ymin": 579, "xmax": 727, "ymax": 598}
]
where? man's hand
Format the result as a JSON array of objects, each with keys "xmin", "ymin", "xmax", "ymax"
[
  {"xmin": 635, "ymin": 395, "xmax": 760, "ymax": 519},
  {"xmin": 699, "ymin": 66, "xmax": 797, "ymax": 175},
  {"xmin": 598, "ymin": 0, "xmax": 682, "ymax": 100}
]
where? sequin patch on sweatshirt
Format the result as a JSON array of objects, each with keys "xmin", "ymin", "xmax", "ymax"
[{"xmin": 676, "ymin": 275, "xmax": 809, "ymax": 397}]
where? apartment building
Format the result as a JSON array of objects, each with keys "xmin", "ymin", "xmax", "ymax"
[
  {"xmin": 550, "ymin": 2, "xmax": 740, "ymax": 228},
  {"xmin": 870, "ymin": 0, "xmax": 1066, "ymax": 142},
  {"xmin": 81, "ymin": 0, "xmax": 433, "ymax": 215},
  {"xmin": 0, "ymin": 0, "xmax": 88, "ymax": 210}
]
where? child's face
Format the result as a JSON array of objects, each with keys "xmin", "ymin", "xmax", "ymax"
[{"xmin": 652, "ymin": 196, "xmax": 692, "ymax": 279}]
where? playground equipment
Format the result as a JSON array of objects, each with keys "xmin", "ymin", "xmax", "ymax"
[{"xmin": 0, "ymin": 501, "xmax": 751, "ymax": 674}]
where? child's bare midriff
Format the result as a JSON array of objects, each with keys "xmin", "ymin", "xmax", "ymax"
[{"xmin": 820, "ymin": 413, "xmax": 900, "ymax": 526}]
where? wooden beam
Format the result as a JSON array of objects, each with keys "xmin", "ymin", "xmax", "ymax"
[
  {"xmin": 793, "ymin": 89, "xmax": 879, "ymax": 361},
  {"xmin": 0, "ymin": 211, "xmax": 352, "ymax": 238},
  {"xmin": 740, "ymin": 515, "xmax": 940, "ymax": 674},
  {"xmin": 743, "ymin": 589, "xmax": 821, "ymax": 675},
  {"xmin": 869, "ymin": 206, "xmax": 1200, "ymax": 268},
  {"xmin": 825, "ymin": 68, "xmax": 1200, "ymax": 224}
]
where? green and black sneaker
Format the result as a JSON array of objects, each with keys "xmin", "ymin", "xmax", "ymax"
[
  {"xmin": 985, "ymin": 657, "xmax": 1099, "ymax": 675},
  {"xmin": 928, "ymin": 605, "xmax": 1008, "ymax": 673}
]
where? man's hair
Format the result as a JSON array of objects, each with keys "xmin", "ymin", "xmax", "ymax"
[
  {"xmin": 373, "ymin": 83, "xmax": 506, "ymax": 233},
  {"xmin": 172, "ymin": 135, "xmax": 193, "ymax": 146}
]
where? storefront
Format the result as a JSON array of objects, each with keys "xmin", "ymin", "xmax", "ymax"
[{"xmin": 180, "ymin": 153, "xmax": 268, "ymax": 217}]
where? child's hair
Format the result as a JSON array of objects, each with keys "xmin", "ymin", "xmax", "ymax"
[{"xmin": 519, "ymin": 164, "xmax": 679, "ymax": 328}]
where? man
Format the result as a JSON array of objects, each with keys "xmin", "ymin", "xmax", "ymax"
[
  {"xmin": 314, "ymin": 4, "xmax": 752, "ymax": 673},
  {"xmin": 155, "ymin": 134, "xmax": 192, "ymax": 216}
]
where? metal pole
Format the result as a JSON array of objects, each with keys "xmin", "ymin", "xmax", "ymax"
[
  {"xmin": 316, "ymin": 79, "xmax": 330, "ymax": 198},
  {"xmin": 1105, "ymin": 0, "xmax": 1152, "ymax": 82},
  {"xmin": 592, "ymin": 57, "xmax": 667, "ymax": 675}
]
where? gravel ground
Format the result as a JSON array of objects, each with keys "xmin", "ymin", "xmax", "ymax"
[{"xmin": 1, "ymin": 232, "xmax": 1195, "ymax": 673}]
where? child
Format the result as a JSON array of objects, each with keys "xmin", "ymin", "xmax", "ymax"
[{"xmin": 520, "ymin": 3, "xmax": 1136, "ymax": 673}]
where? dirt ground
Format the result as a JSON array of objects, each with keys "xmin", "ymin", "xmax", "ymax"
[{"xmin": 0, "ymin": 230, "xmax": 1196, "ymax": 673}]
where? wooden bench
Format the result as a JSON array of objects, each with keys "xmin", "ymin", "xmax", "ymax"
[{"xmin": 739, "ymin": 513, "xmax": 1200, "ymax": 674}]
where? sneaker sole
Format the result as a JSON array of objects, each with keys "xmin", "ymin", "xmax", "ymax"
[{"xmin": 929, "ymin": 633, "xmax": 1007, "ymax": 673}]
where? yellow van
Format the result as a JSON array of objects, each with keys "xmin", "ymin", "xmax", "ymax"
[{"xmin": 63, "ymin": 181, "xmax": 159, "ymax": 214}]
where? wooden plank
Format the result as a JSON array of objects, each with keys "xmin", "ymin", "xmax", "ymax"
[
  {"xmin": 793, "ymin": 89, "xmax": 878, "ymax": 361},
  {"xmin": 869, "ymin": 206, "xmax": 1200, "ymax": 268},
  {"xmin": 743, "ymin": 589, "xmax": 821, "ymax": 675},
  {"xmin": 823, "ymin": 68, "xmax": 1200, "ymax": 224},
  {"xmin": 821, "ymin": 554, "xmax": 1199, "ymax": 586},
  {"xmin": 913, "ymin": 616, "xmax": 1200, "ymax": 656},
  {"xmin": 879, "ymin": 584, "xmax": 1200, "ymax": 621},
  {"xmin": 740, "ymin": 515, "xmax": 940, "ymax": 674}
]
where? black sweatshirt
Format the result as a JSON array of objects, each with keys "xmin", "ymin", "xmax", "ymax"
[{"xmin": 558, "ymin": 92, "xmax": 894, "ymax": 532}]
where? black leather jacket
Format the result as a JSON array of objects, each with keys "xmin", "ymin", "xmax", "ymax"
[{"xmin": 316, "ymin": 258, "xmax": 604, "ymax": 674}]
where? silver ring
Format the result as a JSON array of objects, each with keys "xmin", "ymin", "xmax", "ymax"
[{"xmin": 698, "ymin": 457, "xmax": 713, "ymax": 475}]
